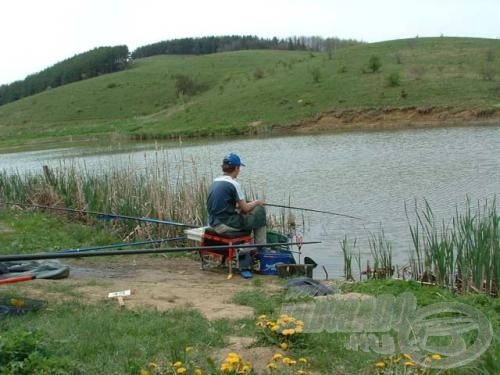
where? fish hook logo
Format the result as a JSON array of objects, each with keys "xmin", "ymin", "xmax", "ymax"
[{"xmin": 398, "ymin": 301, "xmax": 493, "ymax": 369}]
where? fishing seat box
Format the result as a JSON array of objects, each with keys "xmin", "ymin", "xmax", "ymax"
[{"xmin": 185, "ymin": 226, "xmax": 253, "ymax": 273}]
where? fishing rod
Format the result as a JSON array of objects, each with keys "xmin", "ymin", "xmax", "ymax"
[
  {"xmin": 265, "ymin": 203, "xmax": 363, "ymax": 220},
  {"xmin": 0, "ymin": 202, "xmax": 198, "ymax": 228},
  {"xmin": 57, "ymin": 236, "xmax": 186, "ymax": 253},
  {"xmin": 0, "ymin": 241, "xmax": 321, "ymax": 262}
]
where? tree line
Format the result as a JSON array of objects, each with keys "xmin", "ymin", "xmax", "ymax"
[
  {"xmin": 0, "ymin": 46, "xmax": 129, "ymax": 106},
  {"xmin": 131, "ymin": 35, "xmax": 362, "ymax": 59},
  {"xmin": 0, "ymin": 35, "xmax": 362, "ymax": 107}
]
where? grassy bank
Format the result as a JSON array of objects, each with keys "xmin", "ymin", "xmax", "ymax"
[{"xmin": 0, "ymin": 37, "xmax": 499, "ymax": 150}]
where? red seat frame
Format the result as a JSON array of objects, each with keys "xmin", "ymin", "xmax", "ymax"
[{"xmin": 200, "ymin": 231, "xmax": 253, "ymax": 275}]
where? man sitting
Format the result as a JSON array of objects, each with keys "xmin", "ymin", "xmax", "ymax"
[{"xmin": 206, "ymin": 153, "xmax": 267, "ymax": 278}]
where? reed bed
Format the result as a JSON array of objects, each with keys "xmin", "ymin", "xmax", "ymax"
[
  {"xmin": 407, "ymin": 198, "xmax": 499, "ymax": 295},
  {"xmin": 0, "ymin": 152, "xmax": 293, "ymax": 240},
  {"xmin": 0, "ymin": 155, "xmax": 212, "ymax": 240}
]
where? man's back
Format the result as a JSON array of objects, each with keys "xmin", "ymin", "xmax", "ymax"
[{"xmin": 207, "ymin": 176, "xmax": 243, "ymax": 227}]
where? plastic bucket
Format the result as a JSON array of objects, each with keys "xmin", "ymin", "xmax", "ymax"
[{"xmin": 257, "ymin": 252, "xmax": 294, "ymax": 275}]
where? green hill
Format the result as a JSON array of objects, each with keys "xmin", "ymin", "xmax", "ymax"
[{"xmin": 0, "ymin": 37, "xmax": 499, "ymax": 149}]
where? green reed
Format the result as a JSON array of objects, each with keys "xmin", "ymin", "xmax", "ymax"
[
  {"xmin": 340, "ymin": 235, "xmax": 356, "ymax": 281},
  {"xmin": 367, "ymin": 228, "xmax": 393, "ymax": 279},
  {"xmin": 408, "ymin": 197, "xmax": 498, "ymax": 295}
]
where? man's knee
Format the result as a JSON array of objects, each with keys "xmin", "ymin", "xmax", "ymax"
[{"xmin": 251, "ymin": 205, "xmax": 266, "ymax": 225}]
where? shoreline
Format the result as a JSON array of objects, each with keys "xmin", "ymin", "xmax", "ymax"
[
  {"xmin": 1, "ymin": 106, "xmax": 500, "ymax": 153},
  {"xmin": 271, "ymin": 106, "xmax": 500, "ymax": 134}
]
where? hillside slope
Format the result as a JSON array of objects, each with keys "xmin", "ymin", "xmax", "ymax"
[{"xmin": 0, "ymin": 37, "xmax": 499, "ymax": 149}]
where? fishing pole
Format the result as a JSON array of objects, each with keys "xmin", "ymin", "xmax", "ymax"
[
  {"xmin": 57, "ymin": 236, "xmax": 186, "ymax": 253},
  {"xmin": 0, "ymin": 241, "xmax": 321, "ymax": 262},
  {"xmin": 265, "ymin": 203, "xmax": 363, "ymax": 220},
  {"xmin": 0, "ymin": 202, "xmax": 198, "ymax": 228}
]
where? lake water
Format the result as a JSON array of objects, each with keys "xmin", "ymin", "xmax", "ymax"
[{"xmin": 1, "ymin": 125, "xmax": 500, "ymax": 278}]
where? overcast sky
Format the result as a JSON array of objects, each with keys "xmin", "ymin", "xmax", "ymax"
[{"xmin": 1, "ymin": 0, "xmax": 499, "ymax": 85}]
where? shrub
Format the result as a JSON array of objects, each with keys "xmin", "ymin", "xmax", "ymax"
[
  {"xmin": 368, "ymin": 55, "xmax": 382, "ymax": 73},
  {"xmin": 174, "ymin": 74, "xmax": 208, "ymax": 97},
  {"xmin": 386, "ymin": 72, "xmax": 401, "ymax": 87}
]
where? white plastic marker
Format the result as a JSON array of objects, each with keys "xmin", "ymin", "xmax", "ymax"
[{"xmin": 108, "ymin": 289, "xmax": 131, "ymax": 307}]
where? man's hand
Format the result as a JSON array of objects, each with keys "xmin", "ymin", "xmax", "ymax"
[{"xmin": 238, "ymin": 199, "xmax": 264, "ymax": 213}]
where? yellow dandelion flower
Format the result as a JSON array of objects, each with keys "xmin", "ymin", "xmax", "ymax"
[
  {"xmin": 375, "ymin": 362, "xmax": 385, "ymax": 368},
  {"xmin": 299, "ymin": 358, "xmax": 308, "ymax": 363},
  {"xmin": 296, "ymin": 320, "xmax": 304, "ymax": 326},
  {"xmin": 280, "ymin": 342, "xmax": 289, "ymax": 350},
  {"xmin": 227, "ymin": 356, "xmax": 240, "ymax": 365},
  {"xmin": 404, "ymin": 361, "xmax": 415, "ymax": 367},
  {"xmin": 289, "ymin": 359, "xmax": 297, "ymax": 365},
  {"xmin": 173, "ymin": 361, "xmax": 182, "ymax": 368},
  {"xmin": 271, "ymin": 324, "xmax": 280, "ymax": 332},
  {"xmin": 282, "ymin": 357, "xmax": 292, "ymax": 365},
  {"xmin": 148, "ymin": 362, "xmax": 159, "ymax": 370},
  {"xmin": 176, "ymin": 368, "xmax": 187, "ymax": 374},
  {"xmin": 139, "ymin": 369, "xmax": 150, "ymax": 375},
  {"xmin": 258, "ymin": 314, "xmax": 267, "ymax": 320},
  {"xmin": 195, "ymin": 369, "xmax": 203, "ymax": 375},
  {"xmin": 295, "ymin": 326, "xmax": 303, "ymax": 333},
  {"xmin": 282, "ymin": 329, "xmax": 296, "ymax": 336},
  {"xmin": 266, "ymin": 362, "xmax": 277, "ymax": 369},
  {"xmin": 273, "ymin": 353, "xmax": 283, "ymax": 361},
  {"xmin": 185, "ymin": 346, "xmax": 193, "ymax": 353},
  {"xmin": 297, "ymin": 371, "xmax": 307, "ymax": 375},
  {"xmin": 431, "ymin": 353, "xmax": 442, "ymax": 360},
  {"xmin": 241, "ymin": 364, "xmax": 251, "ymax": 373},
  {"xmin": 220, "ymin": 362, "xmax": 232, "ymax": 371}
]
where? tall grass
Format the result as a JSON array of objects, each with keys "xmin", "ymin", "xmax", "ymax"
[{"xmin": 407, "ymin": 198, "xmax": 499, "ymax": 295}]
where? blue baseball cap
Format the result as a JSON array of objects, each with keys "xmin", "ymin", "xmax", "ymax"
[{"xmin": 223, "ymin": 152, "xmax": 245, "ymax": 167}]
